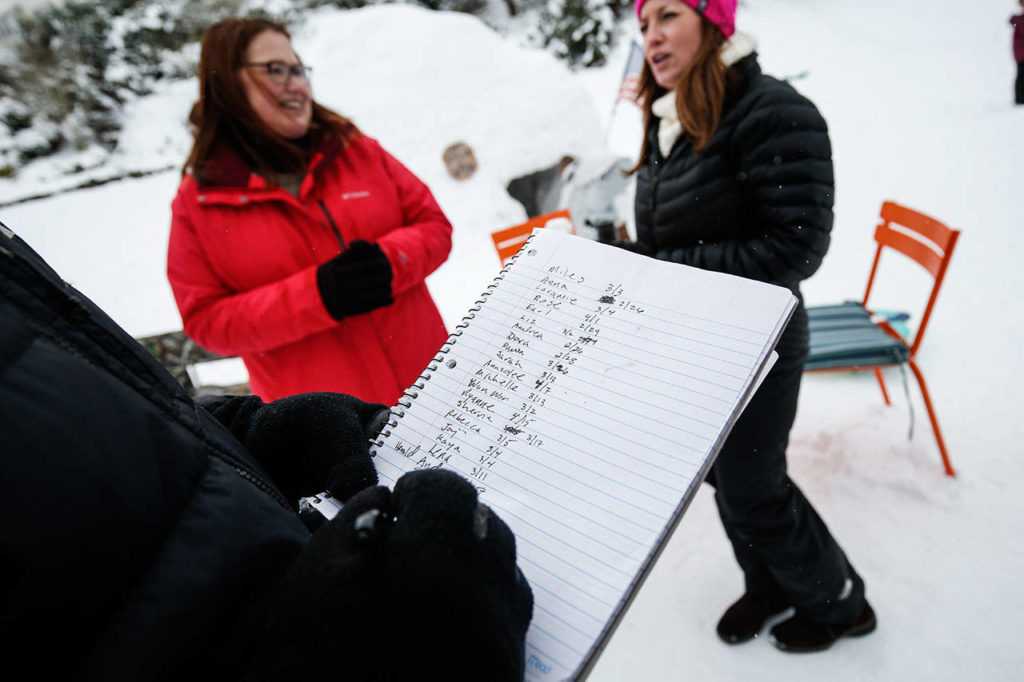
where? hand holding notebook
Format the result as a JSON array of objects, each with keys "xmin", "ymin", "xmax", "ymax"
[{"xmin": 311, "ymin": 229, "xmax": 795, "ymax": 680}]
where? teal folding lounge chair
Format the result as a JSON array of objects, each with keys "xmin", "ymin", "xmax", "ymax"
[{"xmin": 805, "ymin": 201, "xmax": 960, "ymax": 477}]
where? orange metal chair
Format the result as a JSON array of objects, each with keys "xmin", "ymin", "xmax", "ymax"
[
  {"xmin": 490, "ymin": 209, "xmax": 574, "ymax": 266},
  {"xmin": 805, "ymin": 201, "xmax": 961, "ymax": 476}
]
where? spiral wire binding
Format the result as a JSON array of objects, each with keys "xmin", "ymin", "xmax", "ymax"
[{"xmin": 369, "ymin": 233, "xmax": 538, "ymax": 456}]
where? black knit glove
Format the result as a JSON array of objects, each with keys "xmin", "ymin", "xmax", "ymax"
[
  {"xmin": 316, "ymin": 240, "xmax": 394, "ymax": 320},
  {"xmin": 243, "ymin": 469, "xmax": 534, "ymax": 682},
  {"xmin": 198, "ymin": 392, "xmax": 389, "ymax": 504},
  {"xmin": 613, "ymin": 239, "xmax": 653, "ymax": 256}
]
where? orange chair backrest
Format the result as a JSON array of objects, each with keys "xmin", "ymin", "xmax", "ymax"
[
  {"xmin": 491, "ymin": 209, "xmax": 575, "ymax": 266},
  {"xmin": 863, "ymin": 201, "xmax": 960, "ymax": 356}
]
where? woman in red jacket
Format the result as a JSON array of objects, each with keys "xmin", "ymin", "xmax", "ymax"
[
  {"xmin": 1012, "ymin": 0, "xmax": 1024, "ymax": 105},
  {"xmin": 168, "ymin": 17, "xmax": 452, "ymax": 405}
]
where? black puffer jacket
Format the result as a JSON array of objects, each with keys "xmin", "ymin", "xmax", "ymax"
[
  {"xmin": 0, "ymin": 225, "xmax": 535, "ymax": 682},
  {"xmin": 634, "ymin": 53, "xmax": 833, "ymax": 364},
  {"xmin": 0, "ymin": 225, "xmax": 309, "ymax": 679}
]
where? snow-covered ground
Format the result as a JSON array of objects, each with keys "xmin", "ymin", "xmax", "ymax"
[{"xmin": 2, "ymin": 1, "xmax": 1023, "ymax": 679}]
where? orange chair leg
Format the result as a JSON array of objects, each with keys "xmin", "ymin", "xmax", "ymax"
[
  {"xmin": 907, "ymin": 359, "xmax": 955, "ymax": 477},
  {"xmin": 873, "ymin": 367, "xmax": 892, "ymax": 405}
]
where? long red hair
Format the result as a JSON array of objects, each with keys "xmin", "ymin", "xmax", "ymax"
[
  {"xmin": 630, "ymin": 16, "xmax": 727, "ymax": 171},
  {"xmin": 183, "ymin": 17, "xmax": 359, "ymax": 183}
]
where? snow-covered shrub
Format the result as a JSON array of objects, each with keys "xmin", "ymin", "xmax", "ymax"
[
  {"xmin": 413, "ymin": 0, "xmax": 486, "ymax": 13},
  {"xmin": 537, "ymin": 0, "xmax": 620, "ymax": 68},
  {"xmin": 0, "ymin": 0, "xmax": 620, "ymax": 177},
  {"xmin": 304, "ymin": 0, "xmax": 483, "ymax": 13},
  {"xmin": 0, "ymin": 2, "xmax": 120, "ymax": 163},
  {"xmin": 0, "ymin": 0, "xmax": 251, "ymax": 176}
]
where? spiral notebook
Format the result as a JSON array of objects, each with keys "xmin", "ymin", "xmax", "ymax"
[{"xmin": 312, "ymin": 229, "xmax": 795, "ymax": 680}]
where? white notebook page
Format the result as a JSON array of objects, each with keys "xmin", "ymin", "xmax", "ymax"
[{"xmin": 370, "ymin": 229, "xmax": 796, "ymax": 681}]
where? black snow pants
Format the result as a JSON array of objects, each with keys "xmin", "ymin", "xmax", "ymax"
[
  {"xmin": 1016, "ymin": 60, "xmax": 1024, "ymax": 105},
  {"xmin": 704, "ymin": 352, "xmax": 866, "ymax": 625}
]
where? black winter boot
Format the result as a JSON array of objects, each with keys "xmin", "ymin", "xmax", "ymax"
[
  {"xmin": 770, "ymin": 600, "xmax": 876, "ymax": 653},
  {"xmin": 716, "ymin": 591, "xmax": 791, "ymax": 644}
]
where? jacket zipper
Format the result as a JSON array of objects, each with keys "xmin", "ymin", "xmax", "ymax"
[
  {"xmin": 232, "ymin": 465, "xmax": 291, "ymax": 509},
  {"xmin": 647, "ymin": 133, "xmax": 663, "ymax": 244},
  {"xmin": 649, "ymin": 171, "xmax": 661, "ymax": 238},
  {"xmin": 318, "ymin": 199, "xmax": 346, "ymax": 250}
]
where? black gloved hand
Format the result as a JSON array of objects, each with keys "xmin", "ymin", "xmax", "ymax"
[
  {"xmin": 316, "ymin": 240, "xmax": 394, "ymax": 321},
  {"xmin": 198, "ymin": 392, "xmax": 388, "ymax": 504},
  {"xmin": 612, "ymin": 239, "xmax": 653, "ymax": 256},
  {"xmin": 243, "ymin": 469, "xmax": 534, "ymax": 682}
]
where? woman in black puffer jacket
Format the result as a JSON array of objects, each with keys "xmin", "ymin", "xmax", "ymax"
[{"xmin": 623, "ymin": 0, "xmax": 875, "ymax": 653}]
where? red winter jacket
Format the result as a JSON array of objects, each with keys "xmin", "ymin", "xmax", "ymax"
[
  {"xmin": 168, "ymin": 134, "xmax": 451, "ymax": 405},
  {"xmin": 1013, "ymin": 15, "xmax": 1024, "ymax": 62}
]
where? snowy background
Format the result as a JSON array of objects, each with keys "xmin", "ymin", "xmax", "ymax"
[{"xmin": 2, "ymin": 0, "xmax": 1023, "ymax": 679}]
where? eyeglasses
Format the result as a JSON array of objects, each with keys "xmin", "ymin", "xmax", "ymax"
[{"xmin": 242, "ymin": 61, "xmax": 311, "ymax": 86}]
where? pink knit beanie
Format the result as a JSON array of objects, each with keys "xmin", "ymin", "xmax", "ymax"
[{"xmin": 635, "ymin": 0, "xmax": 737, "ymax": 39}]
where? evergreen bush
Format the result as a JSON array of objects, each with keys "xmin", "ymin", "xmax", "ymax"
[
  {"xmin": 0, "ymin": 0, "xmax": 621, "ymax": 176},
  {"xmin": 537, "ymin": 0, "xmax": 623, "ymax": 68}
]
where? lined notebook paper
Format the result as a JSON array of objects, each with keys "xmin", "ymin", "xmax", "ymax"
[{"xmin": 365, "ymin": 230, "xmax": 795, "ymax": 680}]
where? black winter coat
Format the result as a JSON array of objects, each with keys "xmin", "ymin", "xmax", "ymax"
[
  {"xmin": 634, "ymin": 54, "xmax": 833, "ymax": 365},
  {"xmin": 0, "ymin": 225, "xmax": 309, "ymax": 679}
]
